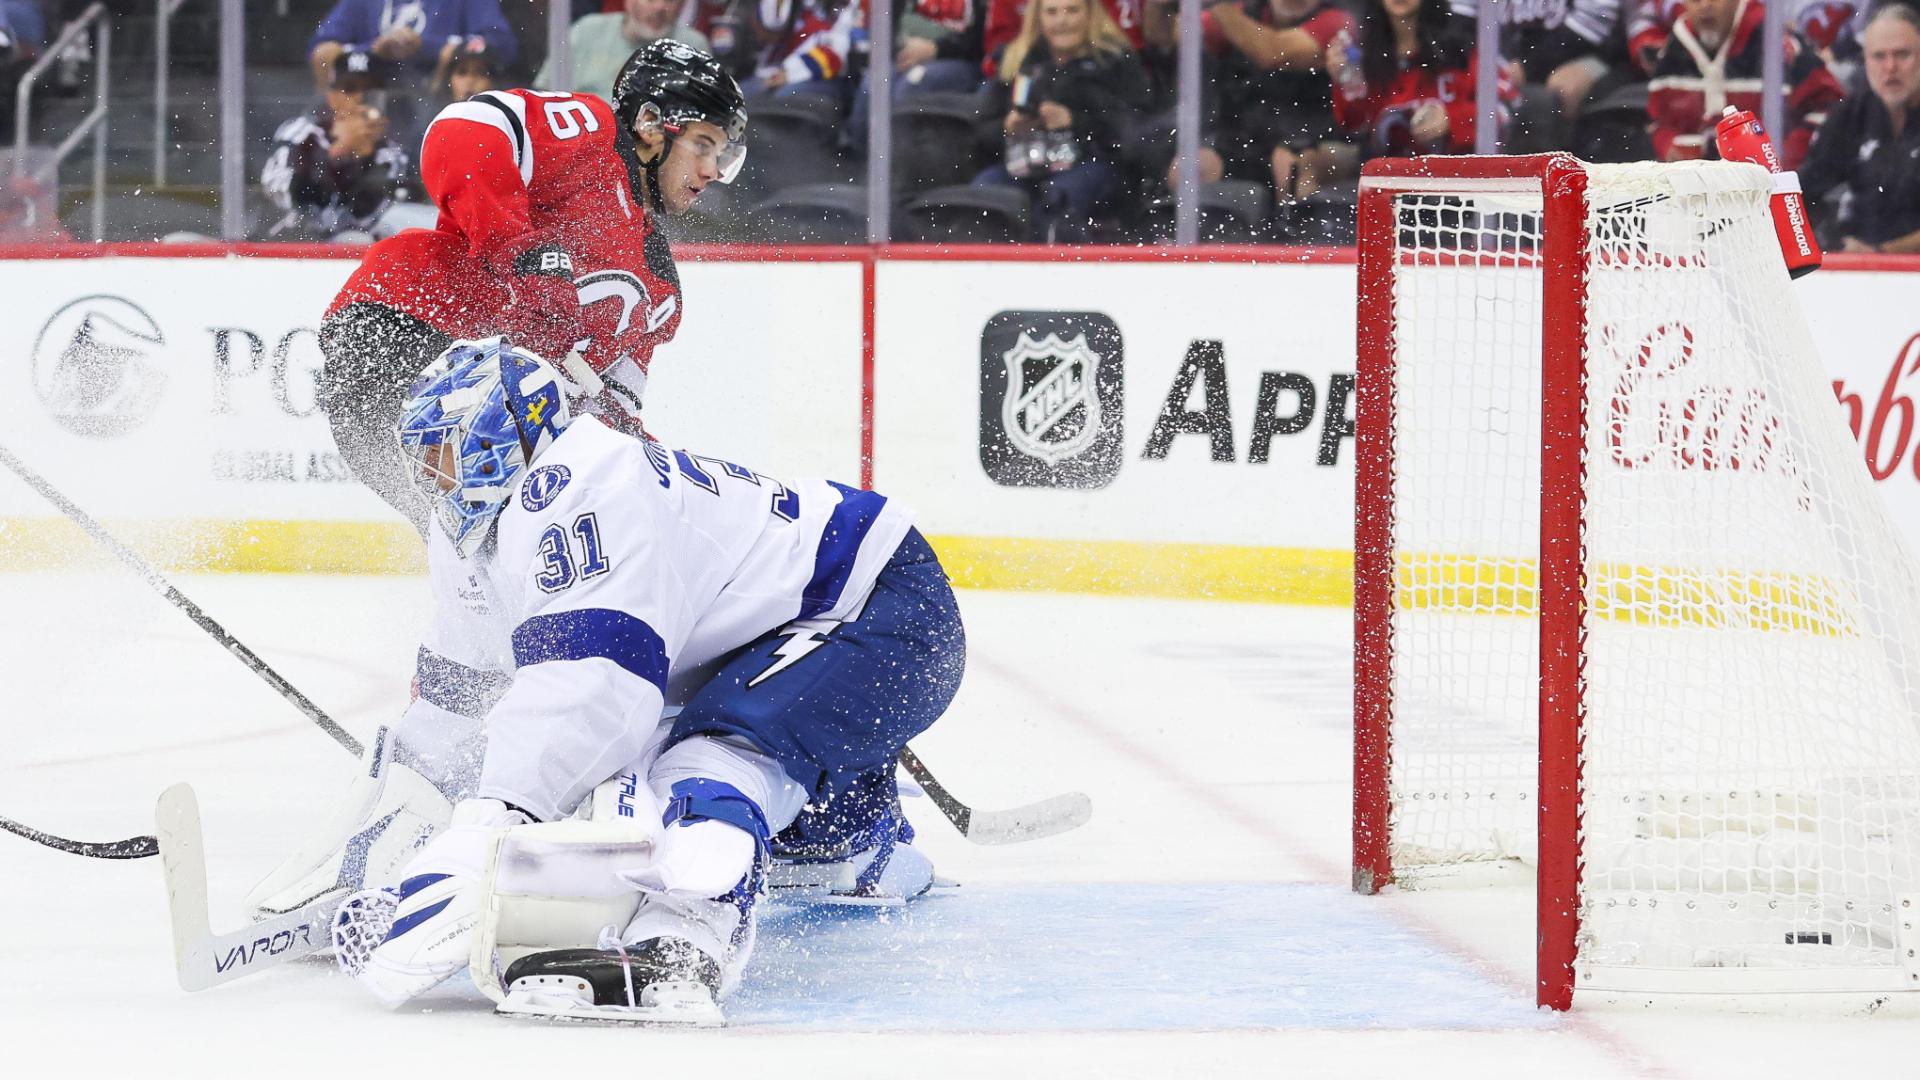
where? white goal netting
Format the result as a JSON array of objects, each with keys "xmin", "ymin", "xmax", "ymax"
[{"xmin": 1380, "ymin": 160, "xmax": 1920, "ymax": 991}]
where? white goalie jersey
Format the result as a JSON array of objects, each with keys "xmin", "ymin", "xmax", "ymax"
[{"xmin": 402, "ymin": 416, "xmax": 914, "ymax": 822}]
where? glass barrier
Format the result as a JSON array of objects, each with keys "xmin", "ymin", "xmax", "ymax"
[{"xmin": 0, "ymin": 0, "xmax": 1836, "ymax": 247}]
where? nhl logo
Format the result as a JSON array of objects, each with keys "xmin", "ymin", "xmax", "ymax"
[
  {"xmin": 979, "ymin": 311, "xmax": 1123, "ymax": 489},
  {"xmin": 1000, "ymin": 331, "xmax": 1103, "ymax": 465}
]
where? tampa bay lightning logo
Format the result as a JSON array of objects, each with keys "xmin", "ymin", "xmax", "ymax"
[{"xmin": 520, "ymin": 465, "xmax": 571, "ymax": 512}]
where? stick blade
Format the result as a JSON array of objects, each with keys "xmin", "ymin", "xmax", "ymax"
[
  {"xmin": 961, "ymin": 791, "xmax": 1093, "ymax": 845},
  {"xmin": 156, "ymin": 783, "xmax": 213, "ymax": 989},
  {"xmin": 155, "ymin": 782, "xmax": 335, "ymax": 991}
]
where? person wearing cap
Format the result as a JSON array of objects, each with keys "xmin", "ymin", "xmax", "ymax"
[
  {"xmin": 260, "ymin": 47, "xmax": 438, "ymax": 242},
  {"xmin": 309, "ymin": 0, "xmax": 519, "ymax": 94},
  {"xmin": 315, "ymin": 41, "xmax": 750, "ymax": 534},
  {"xmin": 434, "ymin": 35, "xmax": 501, "ymax": 102},
  {"xmin": 538, "ymin": 0, "xmax": 713, "ymax": 95}
]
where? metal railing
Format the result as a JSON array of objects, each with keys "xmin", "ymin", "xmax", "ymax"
[
  {"xmin": 155, "ymin": 0, "xmax": 189, "ymax": 185},
  {"xmin": 13, "ymin": 3, "xmax": 110, "ymax": 242}
]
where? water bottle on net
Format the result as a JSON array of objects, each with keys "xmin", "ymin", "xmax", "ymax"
[{"xmin": 1713, "ymin": 106, "xmax": 1823, "ymax": 278}]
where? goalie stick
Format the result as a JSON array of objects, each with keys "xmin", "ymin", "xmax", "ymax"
[{"xmin": 156, "ymin": 783, "xmax": 334, "ymax": 990}]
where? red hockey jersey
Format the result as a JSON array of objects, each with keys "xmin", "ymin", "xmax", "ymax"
[
  {"xmin": 1644, "ymin": 0, "xmax": 1841, "ymax": 167},
  {"xmin": 1331, "ymin": 55, "xmax": 1512, "ymax": 157},
  {"xmin": 327, "ymin": 89, "xmax": 681, "ymax": 416}
]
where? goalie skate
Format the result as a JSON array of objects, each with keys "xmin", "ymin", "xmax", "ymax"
[{"xmin": 494, "ymin": 938, "xmax": 725, "ymax": 1026}]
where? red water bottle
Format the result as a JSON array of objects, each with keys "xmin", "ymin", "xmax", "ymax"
[{"xmin": 1714, "ymin": 106, "xmax": 1822, "ymax": 278}]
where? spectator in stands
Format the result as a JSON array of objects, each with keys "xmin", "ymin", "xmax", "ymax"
[
  {"xmin": 537, "ymin": 0, "xmax": 713, "ymax": 93},
  {"xmin": 308, "ymin": 0, "xmax": 519, "ymax": 93},
  {"xmin": 1803, "ymin": 2, "xmax": 1920, "ymax": 252},
  {"xmin": 1645, "ymin": 0, "xmax": 1841, "ymax": 165},
  {"xmin": 973, "ymin": 0, "xmax": 1148, "ymax": 240},
  {"xmin": 1325, "ymin": 0, "xmax": 1508, "ymax": 156},
  {"xmin": 436, "ymin": 36, "xmax": 501, "ymax": 101},
  {"xmin": 1470, "ymin": 0, "xmax": 1623, "ymax": 128},
  {"xmin": 1634, "ymin": 0, "xmax": 1866, "ymax": 78},
  {"xmin": 1792, "ymin": 0, "xmax": 1868, "ymax": 86},
  {"xmin": 984, "ymin": 0, "xmax": 1143, "ymax": 74},
  {"xmin": 261, "ymin": 49, "xmax": 434, "ymax": 243},
  {"xmin": 746, "ymin": 0, "xmax": 861, "ymax": 100},
  {"xmin": 846, "ymin": 0, "xmax": 991, "ymax": 155},
  {"xmin": 1143, "ymin": 0, "xmax": 1356, "ymax": 215},
  {"xmin": 0, "ymin": 0, "xmax": 48, "ymax": 144},
  {"xmin": 890, "ymin": 0, "xmax": 990, "ymax": 91},
  {"xmin": 1626, "ymin": 0, "xmax": 1679, "ymax": 73}
]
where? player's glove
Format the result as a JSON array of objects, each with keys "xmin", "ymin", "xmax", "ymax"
[{"xmin": 498, "ymin": 240, "xmax": 585, "ymax": 363}]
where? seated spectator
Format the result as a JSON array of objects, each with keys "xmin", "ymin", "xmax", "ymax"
[
  {"xmin": 1797, "ymin": 0, "xmax": 1866, "ymax": 83},
  {"xmin": 435, "ymin": 37, "xmax": 500, "ymax": 101},
  {"xmin": 984, "ymin": 0, "xmax": 1144, "ymax": 75},
  {"xmin": 261, "ymin": 49, "xmax": 435, "ymax": 242},
  {"xmin": 973, "ymin": 0, "xmax": 1148, "ymax": 240},
  {"xmin": 894, "ymin": 0, "xmax": 990, "ymax": 90},
  {"xmin": 308, "ymin": 0, "xmax": 519, "ymax": 94},
  {"xmin": 1627, "ymin": 0, "xmax": 1681, "ymax": 73},
  {"xmin": 0, "ymin": 0, "xmax": 48, "ymax": 144},
  {"xmin": 745, "ymin": 0, "xmax": 860, "ymax": 100},
  {"xmin": 846, "ymin": 0, "xmax": 991, "ymax": 156},
  {"xmin": 1478, "ymin": 0, "xmax": 1623, "ymax": 126},
  {"xmin": 1144, "ymin": 0, "xmax": 1356, "ymax": 214},
  {"xmin": 537, "ymin": 0, "xmax": 713, "ymax": 94},
  {"xmin": 1325, "ymin": 0, "xmax": 1508, "ymax": 156},
  {"xmin": 1645, "ymin": 0, "xmax": 1841, "ymax": 165},
  {"xmin": 1803, "ymin": 2, "xmax": 1920, "ymax": 252},
  {"xmin": 1632, "ymin": 0, "xmax": 1862, "ymax": 78}
]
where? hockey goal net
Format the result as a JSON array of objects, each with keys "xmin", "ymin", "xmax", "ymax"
[{"xmin": 1352, "ymin": 154, "xmax": 1920, "ymax": 1009}]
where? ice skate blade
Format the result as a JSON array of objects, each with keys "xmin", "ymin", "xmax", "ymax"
[{"xmin": 496, "ymin": 976, "xmax": 725, "ymax": 1027}]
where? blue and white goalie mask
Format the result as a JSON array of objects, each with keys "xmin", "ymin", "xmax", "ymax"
[{"xmin": 397, "ymin": 338, "xmax": 573, "ymax": 556}]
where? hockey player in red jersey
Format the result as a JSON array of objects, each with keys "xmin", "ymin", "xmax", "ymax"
[{"xmin": 317, "ymin": 39, "xmax": 747, "ymax": 532}]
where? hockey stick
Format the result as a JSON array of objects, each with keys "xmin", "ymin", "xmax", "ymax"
[
  {"xmin": 0, "ymin": 441, "xmax": 362, "ymax": 758},
  {"xmin": 0, "ymin": 442, "xmax": 362, "ymax": 861},
  {"xmin": 898, "ymin": 746, "xmax": 1092, "ymax": 845},
  {"xmin": 156, "ymin": 783, "xmax": 334, "ymax": 990},
  {"xmin": 0, "ymin": 813, "xmax": 158, "ymax": 859}
]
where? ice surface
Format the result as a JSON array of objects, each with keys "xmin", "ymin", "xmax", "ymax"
[{"xmin": 3, "ymin": 574, "xmax": 1919, "ymax": 1077}]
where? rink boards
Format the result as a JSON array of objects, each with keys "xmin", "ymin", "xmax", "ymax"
[{"xmin": 0, "ymin": 245, "xmax": 1915, "ymax": 601}]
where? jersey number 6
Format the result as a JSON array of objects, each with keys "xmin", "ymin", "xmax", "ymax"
[
  {"xmin": 535, "ymin": 513, "xmax": 612, "ymax": 593},
  {"xmin": 543, "ymin": 100, "xmax": 600, "ymax": 141}
]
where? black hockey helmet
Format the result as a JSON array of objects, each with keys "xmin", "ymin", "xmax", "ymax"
[{"xmin": 611, "ymin": 39, "xmax": 748, "ymax": 201}]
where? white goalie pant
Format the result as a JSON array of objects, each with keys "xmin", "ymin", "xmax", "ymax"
[{"xmin": 468, "ymin": 734, "xmax": 808, "ymax": 1003}]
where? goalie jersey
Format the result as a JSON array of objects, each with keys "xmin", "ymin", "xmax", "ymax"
[{"xmin": 408, "ymin": 416, "xmax": 915, "ymax": 823}]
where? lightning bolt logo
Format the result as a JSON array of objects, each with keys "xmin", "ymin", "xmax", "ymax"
[{"xmin": 748, "ymin": 622, "xmax": 833, "ymax": 688}]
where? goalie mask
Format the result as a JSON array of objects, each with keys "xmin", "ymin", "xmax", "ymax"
[
  {"xmin": 397, "ymin": 338, "xmax": 572, "ymax": 557},
  {"xmin": 611, "ymin": 39, "xmax": 748, "ymax": 211}
]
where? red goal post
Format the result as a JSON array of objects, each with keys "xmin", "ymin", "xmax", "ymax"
[{"xmin": 1352, "ymin": 154, "xmax": 1920, "ymax": 1011}]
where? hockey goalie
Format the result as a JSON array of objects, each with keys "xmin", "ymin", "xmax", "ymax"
[{"xmin": 252, "ymin": 340, "xmax": 966, "ymax": 1023}]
